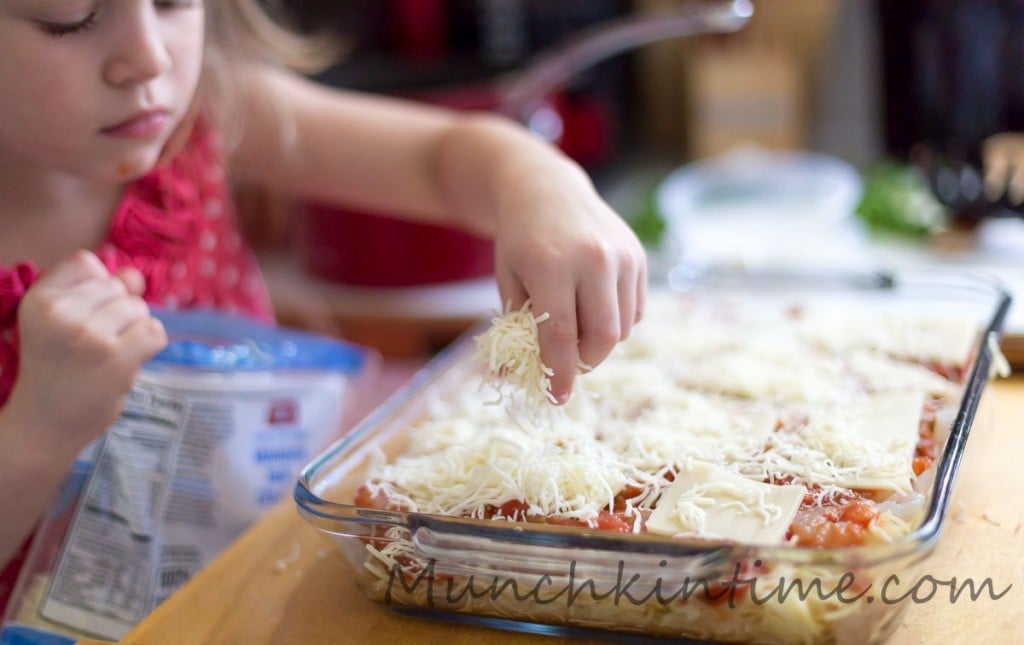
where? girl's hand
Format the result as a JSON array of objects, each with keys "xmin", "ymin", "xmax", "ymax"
[
  {"xmin": 233, "ymin": 75, "xmax": 646, "ymax": 402},
  {"xmin": 5, "ymin": 251, "xmax": 167, "ymax": 462},
  {"xmin": 493, "ymin": 166, "xmax": 647, "ymax": 404}
]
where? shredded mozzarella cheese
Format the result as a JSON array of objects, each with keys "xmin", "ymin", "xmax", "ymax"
[
  {"xmin": 366, "ymin": 290, "xmax": 978, "ymax": 534},
  {"xmin": 474, "ymin": 300, "xmax": 556, "ymax": 407}
]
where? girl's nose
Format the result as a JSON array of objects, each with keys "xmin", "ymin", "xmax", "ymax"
[{"xmin": 103, "ymin": 9, "xmax": 172, "ymax": 87}]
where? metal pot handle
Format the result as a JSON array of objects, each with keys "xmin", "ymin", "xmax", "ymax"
[{"xmin": 498, "ymin": 0, "xmax": 753, "ymax": 129}]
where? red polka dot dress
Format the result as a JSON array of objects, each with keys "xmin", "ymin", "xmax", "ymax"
[{"xmin": 0, "ymin": 119, "xmax": 274, "ymax": 614}]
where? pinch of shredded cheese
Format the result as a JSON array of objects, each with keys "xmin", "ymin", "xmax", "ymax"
[{"xmin": 474, "ymin": 300, "xmax": 556, "ymax": 407}]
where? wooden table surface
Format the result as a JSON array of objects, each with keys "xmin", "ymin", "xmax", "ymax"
[{"xmin": 89, "ymin": 376, "xmax": 1024, "ymax": 645}]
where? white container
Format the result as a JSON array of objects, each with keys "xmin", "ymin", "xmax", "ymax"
[{"xmin": 656, "ymin": 147, "xmax": 866, "ymax": 269}]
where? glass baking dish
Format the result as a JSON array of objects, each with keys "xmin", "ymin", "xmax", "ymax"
[{"xmin": 295, "ymin": 267, "xmax": 1011, "ymax": 644}]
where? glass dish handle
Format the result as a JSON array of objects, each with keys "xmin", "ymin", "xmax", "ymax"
[{"xmin": 411, "ymin": 525, "xmax": 732, "ymax": 583}]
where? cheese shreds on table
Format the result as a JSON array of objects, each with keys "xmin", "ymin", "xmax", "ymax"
[{"xmin": 364, "ymin": 290, "xmax": 980, "ymax": 543}]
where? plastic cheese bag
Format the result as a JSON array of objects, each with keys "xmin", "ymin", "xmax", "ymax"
[{"xmin": 0, "ymin": 310, "xmax": 376, "ymax": 644}]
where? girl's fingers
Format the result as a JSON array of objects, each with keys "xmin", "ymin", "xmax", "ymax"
[
  {"xmin": 63, "ymin": 277, "xmax": 130, "ymax": 314},
  {"xmin": 27, "ymin": 252, "xmax": 125, "ymax": 321},
  {"xmin": 91, "ymin": 295, "xmax": 152, "ymax": 337},
  {"xmin": 25, "ymin": 278, "xmax": 128, "ymax": 327},
  {"xmin": 1009, "ymin": 161, "xmax": 1024, "ymax": 206},
  {"xmin": 37, "ymin": 250, "xmax": 109, "ymax": 288},
  {"xmin": 635, "ymin": 259, "xmax": 647, "ymax": 324},
  {"xmin": 983, "ymin": 148, "xmax": 1010, "ymax": 202},
  {"xmin": 115, "ymin": 267, "xmax": 146, "ymax": 297},
  {"xmin": 118, "ymin": 316, "xmax": 169, "ymax": 364},
  {"xmin": 617, "ymin": 262, "xmax": 639, "ymax": 341},
  {"xmin": 575, "ymin": 275, "xmax": 620, "ymax": 374},
  {"xmin": 494, "ymin": 266, "xmax": 529, "ymax": 314},
  {"xmin": 529, "ymin": 284, "xmax": 579, "ymax": 404},
  {"xmin": 615, "ymin": 277, "xmax": 633, "ymax": 343}
]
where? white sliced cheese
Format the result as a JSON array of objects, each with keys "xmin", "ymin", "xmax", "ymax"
[
  {"xmin": 847, "ymin": 351, "xmax": 960, "ymax": 399},
  {"xmin": 757, "ymin": 393, "xmax": 925, "ymax": 494},
  {"xmin": 831, "ymin": 392, "xmax": 923, "ymax": 492},
  {"xmin": 646, "ymin": 461, "xmax": 805, "ymax": 544},
  {"xmin": 672, "ymin": 347, "xmax": 848, "ymax": 403},
  {"xmin": 846, "ymin": 391, "xmax": 924, "ymax": 453},
  {"xmin": 798, "ymin": 309, "xmax": 978, "ymax": 367}
]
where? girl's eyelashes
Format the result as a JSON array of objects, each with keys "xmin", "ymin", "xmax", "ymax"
[
  {"xmin": 34, "ymin": 1, "xmax": 197, "ymax": 37},
  {"xmin": 36, "ymin": 11, "xmax": 97, "ymax": 37},
  {"xmin": 155, "ymin": 0, "xmax": 197, "ymax": 8}
]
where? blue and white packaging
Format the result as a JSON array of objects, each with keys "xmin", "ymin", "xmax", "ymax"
[{"xmin": 1, "ymin": 310, "xmax": 375, "ymax": 643}]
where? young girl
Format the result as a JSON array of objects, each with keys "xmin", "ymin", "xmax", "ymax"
[{"xmin": 0, "ymin": 0, "xmax": 646, "ymax": 611}]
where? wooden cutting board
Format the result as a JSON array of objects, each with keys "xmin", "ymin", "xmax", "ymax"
[{"xmin": 89, "ymin": 377, "xmax": 1024, "ymax": 645}]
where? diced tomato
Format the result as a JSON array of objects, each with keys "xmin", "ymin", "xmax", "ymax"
[
  {"xmin": 496, "ymin": 499, "xmax": 531, "ymax": 520},
  {"xmin": 912, "ymin": 455, "xmax": 934, "ymax": 476},
  {"xmin": 788, "ymin": 497, "xmax": 879, "ymax": 548},
  {"xmin": 840, "ymin": 499, "xmax": 880, "ymax": 526},
  {"xmin": 354, "ymin": 485, "xmax": 390, "ymax": 509},
  {"xmin": 593, "ymin": 511, "xmax": 634, "ymax": 532},
  {"xmin": 912, "ymin": 401, "xmax": 938, "ymax": 476},
  {"xmin": 926, "ymin": 361, "xmax": 964, "ymax": 383},
  {"xmin": 790, "ymin": 512, "xmax": 866, "ymax": 547},
  {"xmin": 480, "ymin": 499, "xmax": 541, "ymax": 521},
  {"xmin": 545, "ymin": 515, "xmax": 586, "ymax": 527},
  {"xmin": 770, "ymin": 473, "xmax": 796, "ymax": 487},
  {"xmin": 612, "ymin": 485, "xmax": 645, "ymax": 512},
  {"xmin": 544, "ymin": 511, "xmax": 636, "ymax": 532},
  {"xmin": 920, "ymin": 399, "xmax": 938, "ymax": 425}
]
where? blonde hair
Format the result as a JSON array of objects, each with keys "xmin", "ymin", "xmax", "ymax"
[{"xmin": 195, "ymin": 0, "xmax": 343, "ymax": 154}]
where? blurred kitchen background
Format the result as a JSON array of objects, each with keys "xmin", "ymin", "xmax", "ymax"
[{"xmin": 244, "ymin": 0, "xmax": 1024, "ymax": 362}]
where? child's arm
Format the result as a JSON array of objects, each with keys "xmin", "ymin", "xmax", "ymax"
[
  {"xmin": 0, "ymin": 252, "xmax": 166, "ymax": 564},
  {"xmin": 233, "ymin": 67, "xmax": 646, "ymax": 402}
]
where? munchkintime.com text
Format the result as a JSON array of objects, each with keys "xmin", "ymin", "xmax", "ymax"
[{"xmin": 385, "ymin": 559, "xmax": 1012, "ymax": 609}]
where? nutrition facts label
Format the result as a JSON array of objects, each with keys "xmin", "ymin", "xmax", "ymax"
[
  {"xmin": 34, "ymin": 371, "xmax": 347, "ymax": 639},
  {"xmin": 40, "ymin": 385, "xmax": 198, "ymax": 636}
]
